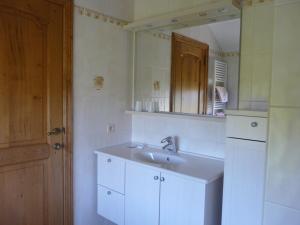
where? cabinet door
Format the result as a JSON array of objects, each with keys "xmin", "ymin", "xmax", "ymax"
[
  {"xmin": 222, "ymin": 138, "xmax": 266, "ymax": 225},
  {"xmin": 160, "ymin": 172, "xmax": 206, "ymax": 225},
  {"xmin": 97, "ymin": 186, "xmax": 124, "ymax": 225},
  {"xmin": 97, "ymin": 153, "xmax": 125, "ymax": 193},
  {"xmin": 125, "ymin": 162, "xmax": 160, "ymax": 225}
]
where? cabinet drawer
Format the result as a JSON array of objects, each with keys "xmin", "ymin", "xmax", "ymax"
[
  {"xmin": 97, "ymin": 185, "xmax": 124, "ymax": 225},
  {"xmin": 226, "ymin": 115, "xmax": 267, "ymax": 141},
  {"xmin": 97, "ymin": 153, "xmax": 125, "ymax": 194}
]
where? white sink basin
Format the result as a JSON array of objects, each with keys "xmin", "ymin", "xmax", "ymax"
[{"xmin": 135, "ymin": 151, "xmax": 186, "ymax": 165}]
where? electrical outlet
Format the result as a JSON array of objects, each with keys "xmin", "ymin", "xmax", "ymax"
[{"xmin": 107, "ymin": 123, "xmax": 115, "ymax": 134}]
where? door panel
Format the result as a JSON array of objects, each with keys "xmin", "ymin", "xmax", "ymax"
[
  {"xmin": 0, "ymin": 7, "xmax": 47, "ymax": 148},
  {"xmin": 0, "ymin": 1, "xmax": 72, "ymax": 225},
  {"xmin": 171, "ymin": 33, "xmax": 208, "ymax": 114},
  {"xmin": 125, "ymin": 162, "xmax": 160, "ymax": 225},
  {"xmin": 0, "ymin": 163, "xmax": 46, "ymax": 225},
  {"xmin": 181, "ymin": 53, "xmax": 201, "ymax": 113}
]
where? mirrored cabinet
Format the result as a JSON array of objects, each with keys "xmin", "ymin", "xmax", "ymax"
[{"xmin": 130, "ymin": 3, "xmax": 241, "ymax": 117}]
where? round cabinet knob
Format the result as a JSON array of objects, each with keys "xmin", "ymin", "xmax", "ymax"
[
  {"xmin": 160, "ymin": 177, "xmax": 165, "ymax": 182},
  {"xmin": 107, "ymin": 191, "xmax": 111, "ymax": 195},
  {"xmin": 154, "ymin": 176, "xmax": 159, "ymax": 180},
  {"xmin": 251, "ymin": 122, "xmax": 258, "ymax": 127},
  {"xmin": 107, "ymin": 158, "xmax": 112, "ymax": 163}
]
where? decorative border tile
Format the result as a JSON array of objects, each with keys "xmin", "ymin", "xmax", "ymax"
[
  {"xmin": 221, "ymin": 51, "xmax": 240, "ymax": 57},
  {"xmin": 242, "ymin": 0, "xmax": 273, "ymax": 7},
  {"xmin": 209, "ymin": 50, "xmax": 240, "ymax": 58},
  {"xmin": 74, "ymin": 5, "xmax": 128, "ymax": 28}
]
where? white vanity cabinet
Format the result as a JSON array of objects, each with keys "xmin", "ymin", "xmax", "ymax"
[
  {"xmin": 125, "ymin": 161, "xmax": 222, "ymax": 225},
  {"xmin": 95, "ymin": 145, "xmax": 223, "ymax": 225},
  {"xmin": 96, "ymin": 152, "xmax": 125, "ymax": 225}
]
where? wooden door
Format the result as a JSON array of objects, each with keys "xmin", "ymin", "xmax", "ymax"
[
  {"xmin": 0, "ymin": 1, "xmax": 73, "ymax": 225},
  {"xmin": 170, "ymin": 33, "xmax": 208, "ymax": 114},
  {"xmin": 160, "ymin": 172, "xmax": 206, "ymax": 225},
  {"xmin": 125, "ymin": 162, "xmax": 160, "ymax": 225}
]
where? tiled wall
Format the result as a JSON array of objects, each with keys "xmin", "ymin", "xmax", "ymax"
[
  {"xmin": 132, "ymin": 114, "xmax": 226, "ymax": 159},
  {"xmin": 238, "ymin": 1, "xmax": 274, "ymax": 111},
  {"xmin": 224, "ymin": 55, "xmax": 240, "ymax": 110},
  {"xmin": 134, "ymin": 32, "xmax": 171, "ymax": 111},
  {"xmin": 73, "ymin": 1, "xmax": 132, "ymax": 225},
  {"xmin": 133, "ymin": 0, "xmax": 218, "ymax": 20},
  {"xmin": 75, "ymin": 0, "xmax": 133, "ymax": 20},
  {"xmin": 264, "ymin": 1, "xmax": 300, "ymax": 224}
]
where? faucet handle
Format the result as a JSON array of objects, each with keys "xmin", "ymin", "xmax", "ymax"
[{"xmin": 161, "ymin": 136, "xmax": 172, "ymax": 143}]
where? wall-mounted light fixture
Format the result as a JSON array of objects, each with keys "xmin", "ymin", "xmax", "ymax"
[{"xmin": 94, "ymin": 76, "xmax": 104, "ymax": 90}]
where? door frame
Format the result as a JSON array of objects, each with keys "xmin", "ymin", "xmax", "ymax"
[{"xmin": 60, "ymin": 0, "xmax": 73, "ymax": 224}]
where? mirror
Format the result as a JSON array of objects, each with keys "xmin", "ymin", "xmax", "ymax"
[{"xmin": 133, "ymin": 13, "xmax": 241, "ymax": 117}]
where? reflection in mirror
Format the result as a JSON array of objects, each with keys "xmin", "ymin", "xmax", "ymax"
[{"xmin": 134, "ymin": 17, "xmax": 240, "ymax": 117}]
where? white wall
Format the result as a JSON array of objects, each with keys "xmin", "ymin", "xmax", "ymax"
[
  {"xmin": 73, "ymin": 1, "xmax": 133, "ymax": 225},
  {"xmin": 264, "ymin": 1, "xmax": 300, "ymax": 224},
  {"xmin": 177, "ymin": 25, "xmax": 222, "ymax": 53},
  {"xmin": 132, "ymin": 114, "xmax": 225, "ymax": 158}
]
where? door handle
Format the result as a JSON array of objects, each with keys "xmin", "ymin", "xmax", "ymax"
[
  {"xmin": 48, "ymin": 127, "xmax": 65, "ymax": 136},
  {"xmin": 52, "ymin": 143, "xmax": 64, "ymax": 150}
]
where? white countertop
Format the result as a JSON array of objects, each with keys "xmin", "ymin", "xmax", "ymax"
[
  {"xmin": 94, "ymin": 143, "xmax": 224, "ymax": 184},
  {"xmin": 226, "ymin": 109, "xmax": 268, "ymax": 118}
]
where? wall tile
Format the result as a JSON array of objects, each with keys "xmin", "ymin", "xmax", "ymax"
[
  {"xmin": 239, "ymin": 2, "xmax": 274, "ymax": 110},
  {"xmin": 251, "ymin": 53, "xmax": 272, "ymax": 101},
  {"xmin": 270, "ymin": 2, "xmax": 300, "ymax": 107},
  {"xmin": 132, "ymin": 114, "xmax": 225, "ymax": 158},
  {"xmin": 252, "ymin": 3, "xmax": 274, "ymax": 53},
  {"xmin": 133, "ymin": 0, "xmax": 214, "ymax": 20},
  {"xmin": 75, "ymin": 0, "xmax": 133, "ymax": 20},
  {"xmin": 264, "ymin": 202, "xmax": 300, "ymax": 225},
  {"xmin": 239, "ymin": 53, "xmax": 253, "ymax": 102},
  {"xmin": 73, "ymin": 8, "xmax": 132, "ymax": 225},
  {"xmin": 265, "ymin": 107, "xmax": 300, "ymax": 210}
]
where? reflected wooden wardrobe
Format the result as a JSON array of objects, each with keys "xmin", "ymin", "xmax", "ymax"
[
  {"xmin": 170, "ymin": 33, "xmax": 209, "ymax": 114},
  {"xmin": 0, "ymin": 0, "xmax": 73, "ymax": 225}
]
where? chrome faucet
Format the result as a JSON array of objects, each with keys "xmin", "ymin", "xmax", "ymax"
[{"xmin": 161, "ymin": 136, "xmax": 177, "ymax": 153}]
